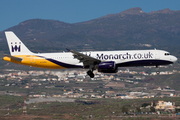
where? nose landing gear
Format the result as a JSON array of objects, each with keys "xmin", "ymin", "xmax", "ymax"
[{"xmin": 156, "ymin": 65, "xmax": 160, "ymax": 75}]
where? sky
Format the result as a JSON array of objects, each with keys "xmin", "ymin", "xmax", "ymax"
[{"xmin": 0, "ymin": 0, "xmax": 180, "ymax": 31}]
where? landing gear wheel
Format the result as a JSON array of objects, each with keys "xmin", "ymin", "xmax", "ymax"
[
  {"xmin": 87, "ymin": 70, "xmax": 94, "ymax": 78},
  {"xmin": 156, "ymin": 71, "xmax": 160, "ymax": 75}
]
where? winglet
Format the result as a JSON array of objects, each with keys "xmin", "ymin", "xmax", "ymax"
[{"xmin": 66, "ymin": 48, "xmax": 70, "ymax": 52}]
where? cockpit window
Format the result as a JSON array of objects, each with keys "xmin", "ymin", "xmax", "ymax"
[{"xmin": 165, "ymin": 53, "xmax": 170, "ymax": 56}]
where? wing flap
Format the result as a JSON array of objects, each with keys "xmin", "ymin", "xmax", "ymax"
[{"xmin": 69, "ymin": 50, "xmax": 101, "ymax": 67}]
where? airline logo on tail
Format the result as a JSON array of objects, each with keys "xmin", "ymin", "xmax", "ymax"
[{"xmin": 11, "ymin": 42, "xmax": 21, "ymax": 52}]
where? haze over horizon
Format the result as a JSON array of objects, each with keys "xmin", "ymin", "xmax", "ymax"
[{"xmin": 1, "ymin": 0, "xmax": 180, "ymax": 32}]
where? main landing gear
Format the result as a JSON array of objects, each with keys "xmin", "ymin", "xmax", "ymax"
[
  {"xmin": 87, "ymin": 65, "xmax": 95, "ymax": 78},
  {"xmin": 87, "ymin": 70, "xmax": 94, "ymax": 78}
]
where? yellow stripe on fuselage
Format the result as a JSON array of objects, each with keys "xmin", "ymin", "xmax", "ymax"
[{"xmin": 3, "ymin": 55, "xmax": 66, "ymax": 69}]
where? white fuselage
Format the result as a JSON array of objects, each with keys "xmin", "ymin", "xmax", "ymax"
[
  {"xmin": 3, "ymin": 31, "xmax": 178, "ymax": 77},
  {"xmin": 30, "ymin": 49, "xmax": 177, "ymax": 69}
]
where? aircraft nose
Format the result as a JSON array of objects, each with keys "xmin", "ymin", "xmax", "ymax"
[{"xmin": 172, "ymin": 56, "xmax": 178, "ymax": 63}]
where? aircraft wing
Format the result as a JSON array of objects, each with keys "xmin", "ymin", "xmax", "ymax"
[
  {"xmin": 68, "ymin": 49, "xmax": 101, "ymax": 67},
  {"xmin": 4, "ymin": 54, "xmax": 23, "ymax": 62}
]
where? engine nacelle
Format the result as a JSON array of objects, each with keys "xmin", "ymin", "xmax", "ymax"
[{"xmin": 98, "ymin": 61, "xmax": 118, "ymax": 73}]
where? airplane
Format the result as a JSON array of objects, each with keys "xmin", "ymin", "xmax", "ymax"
[{"xmin": 3, "ymin": 31, "xmax": 177, "ymax": 78}]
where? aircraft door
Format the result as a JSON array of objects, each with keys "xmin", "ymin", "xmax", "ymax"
[
  {"xmin": 31, "ymin": 57, "xmax": 36, "ymax": 64},
  {"xmin": 155, "ymin": 51, "xmax": 159, "ymax": 59}
]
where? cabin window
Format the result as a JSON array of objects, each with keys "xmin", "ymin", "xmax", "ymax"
[{"xmin": 165, "ymin": 53, "xmax": 170, "ymax": 56}]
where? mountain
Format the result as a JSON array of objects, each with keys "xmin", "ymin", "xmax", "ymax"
[{"xmin": 1, "ymin": 7, "xmax": 180, "ymax": 54}]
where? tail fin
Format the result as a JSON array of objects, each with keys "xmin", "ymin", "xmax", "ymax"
[{"xmin": 5, "ymin": 31, "xmax": 33, "ymax": 55}]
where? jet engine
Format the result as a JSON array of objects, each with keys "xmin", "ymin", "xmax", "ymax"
[{"xmin": 97, "ymin": 61, "xmax": 118, "ymax": 73}]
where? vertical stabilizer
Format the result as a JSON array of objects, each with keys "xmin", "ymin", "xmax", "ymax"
[{"xmin": 5, "ymin": 31, "xmax": 33, "ymax": 55}]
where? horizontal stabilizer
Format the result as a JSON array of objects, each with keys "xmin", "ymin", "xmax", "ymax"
[{"xmin": 4, "ymin": 54, "xmax": 23, "ymax": 62}]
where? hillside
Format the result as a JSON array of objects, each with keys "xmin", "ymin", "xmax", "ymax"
[{"xmin": 0, "ymin": 7, "xmax": 180, "ymax": 54}]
